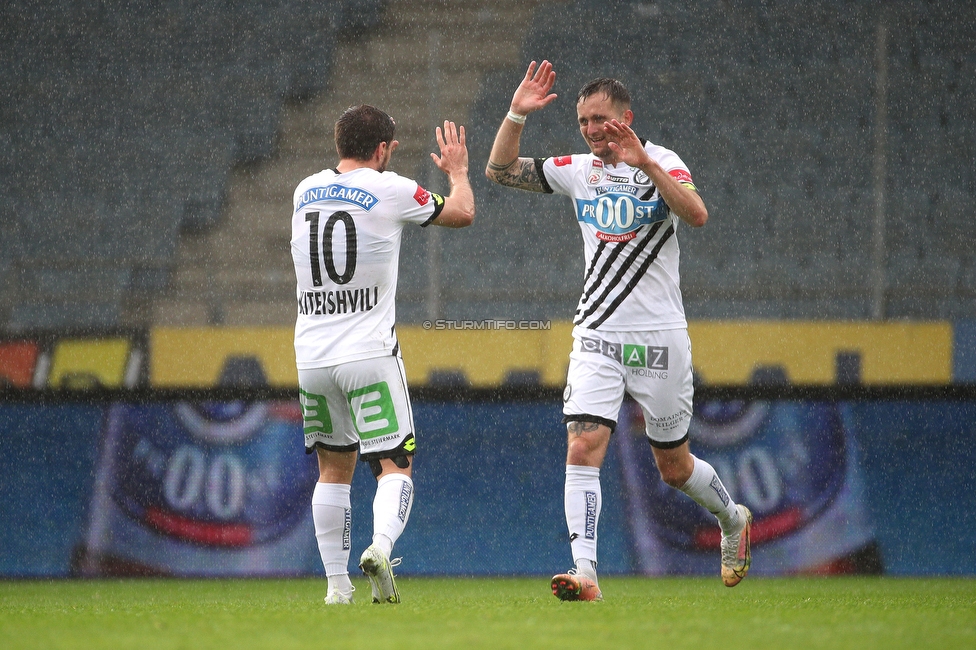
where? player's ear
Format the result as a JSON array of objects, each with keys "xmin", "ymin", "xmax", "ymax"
[{"xmin": 622, "ymin": 109, "xmax": 634, "ymax": 126}]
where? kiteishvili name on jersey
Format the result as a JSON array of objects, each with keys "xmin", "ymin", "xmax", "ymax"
[{"xmin": 298, "ymin": 286, "xmax": 379, "ymax": 316}]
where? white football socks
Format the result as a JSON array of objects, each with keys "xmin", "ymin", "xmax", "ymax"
[
  {"xmin": 565, "ymin": 464, "xmax": 601, "ymax": 573},
  {"xmin": 372, "ymin": 473, "xmax": 414, "ymax": 557},
  {"xmin": 312, "ymin": 482, "xmax": 353, "ymax": 594},
  {"xmin": 679, "ymin": 455, "xmax": 741, "ymax": 535}
]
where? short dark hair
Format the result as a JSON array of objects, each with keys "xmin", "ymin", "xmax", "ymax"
[
  {"xmin": 334, "ymin": 105, "xmax": 396, "ymax": 161},
  {"xmin": 577, "ymin": 78, "xmax": 631, "ymax": 109}
]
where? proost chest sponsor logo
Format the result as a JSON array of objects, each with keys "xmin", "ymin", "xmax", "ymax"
[{"xmin": 575, "ymin": 190, "xmax": 669, "ymax": 242}]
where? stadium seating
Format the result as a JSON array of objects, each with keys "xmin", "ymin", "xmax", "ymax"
[
  {"xmin": 460, "ymin": 0, "xmax": 976, "ymax": 321},
  {"xmin": 1, "ymin": 0, "xmax": 973, "ymax": 332},
  {"xmin": 0, "ymin": 0, "xmax": 383, "ymax": 330}
]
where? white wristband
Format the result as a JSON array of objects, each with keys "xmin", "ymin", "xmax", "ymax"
[{"xmin": 506, "ymin": 110, "xmax": 527, "ymax": 125}]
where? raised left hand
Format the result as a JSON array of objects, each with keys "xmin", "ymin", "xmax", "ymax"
[{"xmin": 604, "ymin": 119, "xmax": 650, "ymax": 168}]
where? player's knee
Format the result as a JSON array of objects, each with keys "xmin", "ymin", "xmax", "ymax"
[
  {"xmin": 566, "ymin": 435, "xmax": 590, "ymax": 458},
  {"xmin": 566, "ymin": 430, "xmax": 606, "ymax": 466}
]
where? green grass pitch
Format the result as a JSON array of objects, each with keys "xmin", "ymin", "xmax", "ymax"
[{"xmin": 2, "ymin": 577, "xmax": 974, "ymax": 649}]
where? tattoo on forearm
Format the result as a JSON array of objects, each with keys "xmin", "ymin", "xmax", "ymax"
[
  {"xmin": 486, "ymin": 159, "xmax": 516, "ymax": 172},
  {"xmin": 487, "ymin": 158, "xmax": 545, "ymax": 192},
  {"xmin": 567, "ymin": 421, "xmax": 601, "ymax": 435}
]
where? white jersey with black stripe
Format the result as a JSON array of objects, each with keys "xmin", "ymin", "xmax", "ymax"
[
  {"xmin": 539, "ymin": 141, "xmax": 695, "ymax": 332},
  {"xmin": 291, "ymin": 166, "xmax": 444, "ymax": 368}
]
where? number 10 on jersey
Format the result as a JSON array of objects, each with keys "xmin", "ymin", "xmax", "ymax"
[{"xmin": 305, "ymin": 211, "xmax": 358, "ymax": 286}]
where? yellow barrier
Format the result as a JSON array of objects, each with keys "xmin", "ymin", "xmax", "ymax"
[
  {"xmin": 48, "ymin": 338, "xmax": 132, "ymax": 388},
  {"xmin": 147, "ymin": 321, "xmax": 954, "ymax": 387},
  {"xmin": 151, "ymin": 326, "xmax": 297, "ymax": 387},
  {"xmin": 396, "ymin": 322, "xmax": 574, "ymax": 387},
  {"xmin": 688, "ymin": 321, "xmax": 952, "ymax": 384}
]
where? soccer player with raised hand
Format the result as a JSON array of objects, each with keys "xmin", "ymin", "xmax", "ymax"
[
  {"xmin": 293, "ymin": 106, "xmax": 474, "ymax": 605},
  {"xmin": 486, "ymin": 61, "xmax": 751, "ymax": 600}
]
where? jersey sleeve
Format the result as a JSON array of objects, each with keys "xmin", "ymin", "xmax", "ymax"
[
  {"xmin": 390, "ymin": 173, "xmax": 445, "ymax": 226},
  {"xmin": 650, "ymin": 146, "xmax": 698, "ymax": 192},
  {"xmin": 668, "ymin": 167, "xmax": 698, "ymax": 192},
  {"xmin": 539, "ymin": 155, "xmax": 577, "ymax": 196}
]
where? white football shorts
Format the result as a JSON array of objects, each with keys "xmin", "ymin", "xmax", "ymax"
[
  {"xmin": 298, "ymin": 354, "xmax": 416, "ymax": 460},
  {"xmin": 562, "ymin": 328, "xmax": 694, "ymax": 448}
]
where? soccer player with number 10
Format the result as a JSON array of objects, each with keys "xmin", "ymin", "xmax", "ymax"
[{"xmin": 291, "ymin": 105, "xmax": 474, "ymax": 604}]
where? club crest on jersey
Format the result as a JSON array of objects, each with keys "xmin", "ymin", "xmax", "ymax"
[
  {"xmin": 587, "ymin": 160, "xmax": 605, "ymax": 185},
  {"xmin": 634, "ymin": 169, "xmax": 650, "ymax": 184}
]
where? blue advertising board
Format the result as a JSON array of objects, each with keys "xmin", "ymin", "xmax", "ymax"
[{"xmin": 1, "ymin": 395, "xmax": 973, "ymax": 577}]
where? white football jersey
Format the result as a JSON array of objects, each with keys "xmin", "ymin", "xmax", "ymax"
[
  {"xmin": 291, "ymin": 167, "xmax": 444, "ymax": 368},
  {"xmin": 539, "ymin": 141, "xmax": 697, "ymax": 332}
]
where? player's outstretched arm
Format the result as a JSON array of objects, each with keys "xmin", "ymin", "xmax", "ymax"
[
  {"xmin": 486, "ymin": 158, "xmax": 547, "ymax": 192},
  {"xmin": 485, "ymin": 60, "xmax": 557, "ymax": 192},
  {"xmin": 429, "ymin": 120, "xmax": 475, "ymax": 228}
]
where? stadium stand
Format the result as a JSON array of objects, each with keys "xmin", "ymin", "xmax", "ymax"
[
  {"xmin": 0, "ymin": 0, "xmax": 974, "ymax": 334},
  {"xmin": 151, "ymin": 0, "xmax": 555, "ymax": 327},
  {"xmin": 0, "ymin": 0, "xmax": 376, "ymax": 330},
  {"xmin": 459, "ymin": 0, "xmax": 976, "ymax": 321}
]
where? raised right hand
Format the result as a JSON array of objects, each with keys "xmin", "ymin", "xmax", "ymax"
[
  {"xmin": 431, "ymin": 120, "xmax": 468, "ymax": 177},
  {"xmin": 510, "ymin": 60, "xmax": 558, "ymax": 116}
]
